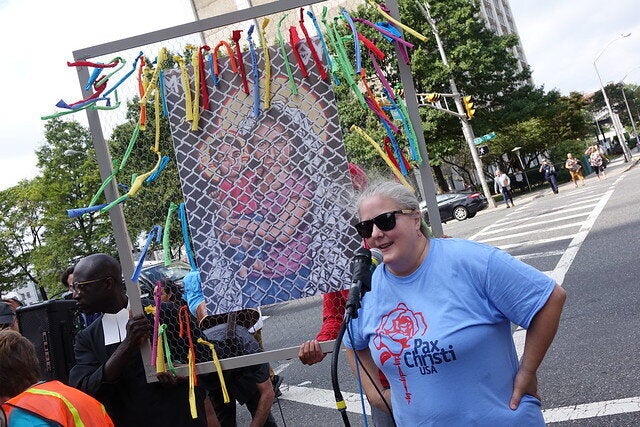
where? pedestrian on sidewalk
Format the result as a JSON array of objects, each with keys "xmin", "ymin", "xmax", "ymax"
[
  {"xmin": 565, "ymin": 153, "xmax": 585, "ymax": 187},
  {"xmin": 513, "ymin": 168, "xmax": 526, "ymax": 193},
  {"xmin": 585, "ymin": 145, "xmax": 607, "ymax": 180},
  {"xmin": 494, "ymin": 170, "xmax": 514, "ymax": 208},
  {"xmin": 539, "ymin": 160, "xmax": 559, "ymax": 194}
]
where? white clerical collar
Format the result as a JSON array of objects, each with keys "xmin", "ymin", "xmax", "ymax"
[{"xmin": 102, "ymin": 300, "xmax": 130, "ymax": 346}]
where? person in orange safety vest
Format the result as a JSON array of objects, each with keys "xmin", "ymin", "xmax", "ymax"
[{"xmin": 0, "ymin": 330, "xmax": 113, "ymax": 426}]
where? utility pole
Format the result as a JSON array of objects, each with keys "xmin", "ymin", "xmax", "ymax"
[
  {"xmin": 418, "ymin": 1, "xmax": 495, "ymax": 208},
  {"xmin": 593, "ymin": 33, "xmax": 633, "ymax": 162}
]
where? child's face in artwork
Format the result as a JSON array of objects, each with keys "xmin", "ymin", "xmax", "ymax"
[{"xmin": 216, "ymin": 138, "xmax": 244, "ymax": 179}]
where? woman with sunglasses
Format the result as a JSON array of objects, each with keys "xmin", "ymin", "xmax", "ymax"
[{"xmin": 344, "ymin": 180, "xmax": 566, "ymax": 426}]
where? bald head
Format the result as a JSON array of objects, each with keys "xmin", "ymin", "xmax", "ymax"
[
  {"xmin": 75, "ymin": 253, "xmax": 121, "ymax": 278},
  {"xmin": 72, "ymin": 253, "xmax": 126, "ymax": 314}
]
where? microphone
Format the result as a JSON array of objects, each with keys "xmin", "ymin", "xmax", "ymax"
[
  {"xmin": 370, "ymin": 247, "xmax": 384, "ymax": 268},
  {"xmin": 345, "ymin": 247, "xmax": 384, "ymax": 319}
]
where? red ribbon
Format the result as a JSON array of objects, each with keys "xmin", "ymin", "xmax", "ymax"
[
  {"xmin": 138, "ymin": 57, "xmax": 147, "ymax": 127},
  {"xmin": 289, "ymin": 26, "xmax": 309, "ymax": 78},
  {"xmin": 299, "ymin": 8, "xmax": 327, "ymax": 80},
  {"xmin": 232, "ymin": 30, "xmax": 250, "ymax": 94},
  {"xmin": 178, "ymin": 305, "xmax": 198, "ymax": 386},
  {"xmin": 358, "ymin": 33, "xmax": 385, "ymax": 61},
  {"xmin": 198, "ymin": 45, "xmax": 211, "ymax": 110},
  {"xmin": 66, "ymin": 58, "xmax": 120, "ymax": 68},
  {"xmin": 383, "ymin": 137, "xmax": 412, "ymax": 172}
]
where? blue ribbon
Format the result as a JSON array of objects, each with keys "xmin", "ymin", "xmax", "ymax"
[{"xmin": 131, "ymin": 225, "xmax": 163, "ymax": 283}]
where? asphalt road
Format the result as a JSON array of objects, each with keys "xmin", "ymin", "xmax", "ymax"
[{"xmin": 247, "ymin": 155, "xmax": 640, "ymax": 426}]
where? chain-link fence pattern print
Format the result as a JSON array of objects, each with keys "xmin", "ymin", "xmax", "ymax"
[{"xmin": 164, "ymin": 39, "xmax": 359, "ymax": 316}]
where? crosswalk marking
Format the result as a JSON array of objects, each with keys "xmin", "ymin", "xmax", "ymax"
[
  {"xmin": 276, "ymin": 383, "xmax": 640, "ymax": 423},
  {"xmin": 494, "ymin": 234, "xmax": 574, "ymax": 250},
  {"xmin": 478, "ymin": 212, "xmax": 591, "ymax": 237},
  {"xmin": 543, "ymin": 396, "xmax": 640, "ymax": 423},
  {"xmin": 514, "ymin": 250, "xmax": 565, "ymax": 260},
  {"xmin": 479, "ymin": 221, "xmax": 583, "ymax": 243}
]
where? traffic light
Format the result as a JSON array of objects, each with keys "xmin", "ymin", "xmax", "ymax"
[
  {"xmin": 462, "ymin": 95, "xmax": 475, "ymax": 119},
  {"xmin": 426, "ymin": 93, "xmax": 441, "ymax": 103}
]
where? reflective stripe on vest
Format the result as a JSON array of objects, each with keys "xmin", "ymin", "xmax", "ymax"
[{"xmin": 23, "ymin": 388, "xmax": 84, "ymax": 427}]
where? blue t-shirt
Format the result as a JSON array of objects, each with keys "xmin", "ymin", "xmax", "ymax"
[
  {"xmin": 8, "ymin": 408, "xmax": 56, "ymax": 426},
  {"xmin": 344, "ymin": 238, "xmax": 555, "ymax": 426}
]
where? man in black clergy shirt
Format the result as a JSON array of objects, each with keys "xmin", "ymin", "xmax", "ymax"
[{"xmin": 68, "ymin": 253, "xmax": 207, "ymax": 427}]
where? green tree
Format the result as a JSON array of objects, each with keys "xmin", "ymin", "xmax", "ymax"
[
  {"xmin": 0, "ymin": 181, "xmax": 43, "ymax": 294},
  {"xmin": 30, "ymin": 118, "xmax": 115, "ymax": 294},
  {"xmin": 108, "ymin": 98, "xmax": 185, "ymax": 257},
  {"xmin": 337, "ymin": 0, "xmax": 530, "ymax": 191}
]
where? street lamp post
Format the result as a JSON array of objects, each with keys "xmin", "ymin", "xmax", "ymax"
[
  {"xmin": 511, "ymin": 147, "xmax": 531, "ymax": 192},
  {"xmin": 620, "ymin": 66, "xmax": 640, "ymax": 151},
  {"xmin": 593, "ymin": 33, "xmax": 633, "ymax": 162}
]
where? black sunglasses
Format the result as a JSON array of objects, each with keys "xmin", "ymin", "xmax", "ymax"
[
  {"xmin": 354, "ymin": 210, "xmax": 414, "ymax": 238},
  {"xmin": 71, "ymin": 277, "xmax": 110, "ymax": 292}
]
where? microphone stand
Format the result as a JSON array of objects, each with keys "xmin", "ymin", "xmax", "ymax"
[{"xmin": 331, "ymin": 247, "xmax": 371, "ymax": 426}]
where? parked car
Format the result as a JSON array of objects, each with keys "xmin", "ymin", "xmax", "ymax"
[
  {"xmin": 420, "ymin": 191, "xmax": 489, "ymax": 223},
  {"xmin": 138, "ymin": 260, "xmax": 191, "ymax": 299}
]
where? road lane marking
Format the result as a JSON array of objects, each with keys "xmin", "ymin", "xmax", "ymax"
[
  {"xmin": 279, "ymin": 384, "xmax": 371, "ymax": 414},
  {"xmin": 478, "ymin": 213, "xmax": 592, "ymax": 237},
  {"xmin": 479, "ymin": 222, "xmax": 583, "ymax": 243},
  {"xmin": 543, "ymin": 396, "xmax": 640, "ymax": 423},
  {"xmin": 489, "ymin": 203, "xmax": 595, "ymax": 229},
  {"xmin": 551, "ymin": 187, "xmax": 614, "ymax": 285},
  {"xmin": 277, "ymin": 383, "xmax": 640, "ymax": 422},
  {"xmin": 515, "ymin": 250, "xmax": 565, "ymax": 260},
  {"xmin": 494, "ymin": 234, "xmax": 574, "ymax": 250}
]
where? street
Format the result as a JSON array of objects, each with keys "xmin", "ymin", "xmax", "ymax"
[{"xmin": 251, "ymin": 156, "xmax": 640, "ymax": 426}]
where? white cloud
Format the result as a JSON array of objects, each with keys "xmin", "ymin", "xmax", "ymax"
[
  {"xmin": 0, "ymin": 0, "xmax": 195, "ymax": 190},
  {"xmin": 510, "ymin": 0, "xmax": 640, "ymax": 94}
]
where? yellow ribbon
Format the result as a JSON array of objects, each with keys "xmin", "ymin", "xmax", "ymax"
[
  {"xmin": 155, "ymin": 324, "xmax": 166, "ymax": 373},
  {"xmin": 188, "ymin": 349, "xmax": 197, "ymax": 418},
  {"xmin": 351, "ymin": 125, "xmax": 414, "ymax": 191},
  {"xmin": 259, "ymin": 18, "xmax": 272, "ymax": 110},
  {"xmin": 190, "ymin": 46, "xmax": 201, "ymax": 131},
  {"xmin": 174, "ymin": 55, "xmax": 193, "ymax": 122},
  {"xmin": 365, "ymin": 0, "xmax": 428, "ymax": 42},
  {"xmin": 197, "ymin": 338, "xmax": 231, "ymax": 404}
]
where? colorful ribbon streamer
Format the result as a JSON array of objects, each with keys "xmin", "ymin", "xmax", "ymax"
[
  {"xmin": 299, "ymin": 8, "xmax": 327, "ymax": 80},
  {"xmin": 247, "ymin": 25, "xmax": 261, "ymax": 118},
  {"xmin": 163, "ymin": 202, "xmax": 180, "ymax": 266},
  {"xmin": 232, "ymin": 30, "xmax": 250, "ymax": 95},
  {"xmin": 179, "ymin": 203, "xmax": 197, "ymax": 271},
  {"xmin": 351, "ymin": 125, "xmax": 413, "ymax": 190},
  {"xmin": 197, "ymin": 338, "xmax": 231, "ymax": 403},
  {"xmin": 258, "ymin": 18, "xmax": 272, "ymax": 109},
  {"xmin": 179, "ymin": 305, "xmax": 198, "ymax": 418},
  {"xmin": 151, "ymin": 283, "xmax": 162, "ymax": 366},
  {"xmin": 131, "ymin": 225, "xmax": 163, "ymax": 283},
  {"xmin": 277, "ymin": 14, "xmax": 298, "ymax": 95},
  {"xmin": 307, "ymin": 9, "xmax": 338, "ymax": 84}
]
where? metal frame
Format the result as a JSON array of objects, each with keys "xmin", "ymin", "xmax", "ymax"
[{"xmin": 73, "ymin": 0, "xmax": 440, "ymax": 380}]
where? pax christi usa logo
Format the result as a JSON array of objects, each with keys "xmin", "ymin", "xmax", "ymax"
[{"xmin": 374, "ymin": 303, "xmax": 457, "ymax": 404}]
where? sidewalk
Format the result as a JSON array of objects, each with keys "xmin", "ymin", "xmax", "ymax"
[{"xmin": 482, "ymin": 155, "xmax": 640, "ymax": 213}]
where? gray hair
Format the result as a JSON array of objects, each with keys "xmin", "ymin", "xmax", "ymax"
[{"xmin": 356, "ymin": 180, "xmax": 430, "ymax": 237}]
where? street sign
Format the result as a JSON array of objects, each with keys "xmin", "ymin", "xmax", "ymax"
[
  {"xmin": 478, "ymin": 145, "xmax": 489, "ymax": 156},
  {"xmin": 473, "ymin": 132, "xmax": 497, "ymax": 145}
]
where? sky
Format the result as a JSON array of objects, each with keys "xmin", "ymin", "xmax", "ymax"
[{"xmin": 0, "ymin": 0, "xmax": 639, "ymax": 191}]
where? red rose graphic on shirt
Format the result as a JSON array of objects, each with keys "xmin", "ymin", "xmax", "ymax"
[{"xmin": 373, "ymin": 303, "xmax": 428, "ymax": 404}]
